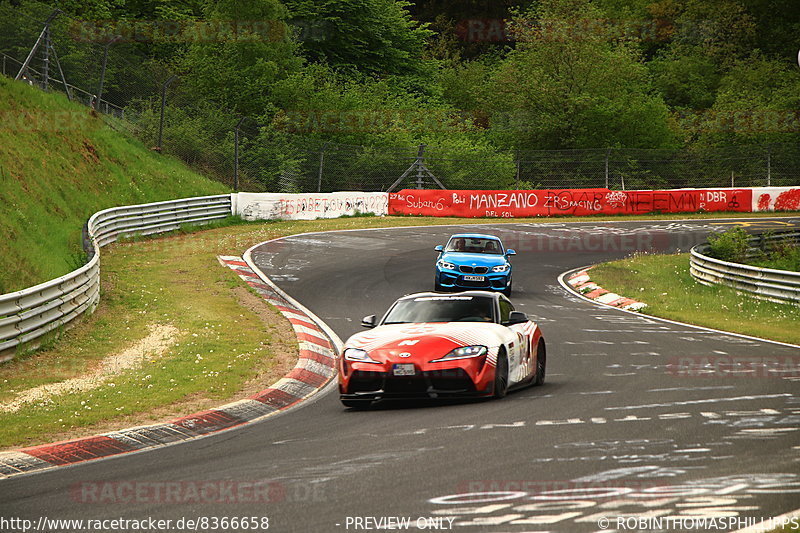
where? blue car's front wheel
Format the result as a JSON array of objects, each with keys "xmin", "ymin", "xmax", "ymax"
[
  {"xmin": 502, "ymin": 275, "xmax": 512, "ymax": 297},
  {"xmin": 434, "ymin": 273, "xmax": 444, "ymax": 292}
]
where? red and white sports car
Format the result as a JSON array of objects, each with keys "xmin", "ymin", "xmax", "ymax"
[{"xmin": 339, "ymin": 291, "xmax": 545, "ymax": 408}]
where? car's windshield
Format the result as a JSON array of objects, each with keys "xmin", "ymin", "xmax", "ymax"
[
  {"xmin": 445, "ymin": 237, "xmax": 503, "ymax": 254},
  {"xmin": 383, "ymin": 296, "xmax": 496, "ymax": 324}
]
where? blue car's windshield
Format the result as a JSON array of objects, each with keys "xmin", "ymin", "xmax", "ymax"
[
  {"xmin": 445, "ymin": 237, "xmax": 503, "ymax": 254},
  {"xmin": 383, "ymin": 295, "xmax": 496, "ymax": 324}
]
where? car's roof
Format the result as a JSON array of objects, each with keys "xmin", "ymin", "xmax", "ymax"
[
  {"xmin": 398, "ymin": 291, "xmax": 502, "ymax": 301},
  {"xmin": 447, "ymin": 233, "xmax": 502, "ymax": 241}
]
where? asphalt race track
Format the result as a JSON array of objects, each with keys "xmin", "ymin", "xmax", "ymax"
[{"xmin": 2, "ymin": 217, "xmax": 799, "ymax": 533}]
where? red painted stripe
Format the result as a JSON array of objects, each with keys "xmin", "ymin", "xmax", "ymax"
[
  {"xmin": 247, "ymin": 281, "xmax": 271, "ymax": 290},
  {"xmin": 251, "ymin": 388, "xmax": 301, "ymax": 409},
  {"xmin": 288, "ymin": 317, "xmax": 318, "ymax": 330},
  {"xmin": 299, "ymin": 349, "xmax": 336, "ymax": 367},
  {"xmin": 224, "ymin": 260, "xmax": 249, "ymax": 267},
  {"xmin": 287, "ymin": 368, "xmax": 329, "ymax": 388},
  {"xmin": 616, "ymin": 298, "xmax": 640, "ymax": 307},
  {"xmin": 606, "ymin": 297, "xmax": 628, "ymax": 307},
  {"xmin": 297, "ymin": 332, "xmax": 331, "ymax": 348},
  {"xmin": 22, "ymin": 436, "xmax": 135, "ymax": 465},
  {"xmin": 585, "ymin": 288, "xmax": 609, "ymax": 299},
  {"xmin": 233, "ymin": 268, "xmax": 259, "ymax": 277}
]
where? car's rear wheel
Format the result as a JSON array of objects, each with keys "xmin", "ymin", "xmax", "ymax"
[
  {"xmin": 493, "ymin": 348, "xmax": 509, "ymax": 398},
  {"xmin": 533, "ymin": 339, "xmax": 546, "ymax": 386},
  {"xmin": 341, "ymin": 399, "xmax": 372, "ymax": 409}
]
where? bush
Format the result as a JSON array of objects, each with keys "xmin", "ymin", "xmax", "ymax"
[{"xmin": 707, "ymin": 227, "xmax": 750, "ymax": 263}]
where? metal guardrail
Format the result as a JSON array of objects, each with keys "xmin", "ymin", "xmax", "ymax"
[
  {"xmin": 0, "ymin": 194, "xmax": 232, "ymax": 361},
  {"xmin": 690, "ymin": 231, "xmax": 800, "ymax": 305}
]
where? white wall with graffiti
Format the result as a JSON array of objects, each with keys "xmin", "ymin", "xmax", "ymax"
[{"xmin": 234, "ymin": 192, "xmax": 389, "ymax": 221}]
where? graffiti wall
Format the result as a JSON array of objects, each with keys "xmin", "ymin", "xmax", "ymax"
[
  {"xmin": 234, "ymin": 192, "xmax": 389, "ymax": 221},
  {"xmin": 388, "ymin": 188, "xmax": 756, "ymax": 218}
]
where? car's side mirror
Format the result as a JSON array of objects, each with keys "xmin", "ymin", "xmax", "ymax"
[
  {"xmin": 361, "ymin": 315, "xmax": 377, "ymax": 328},
  {"xmin": 434, "ymin": 245, "xmax": 443, "ymax": 252},
  {"xmin": 506, "ymin": 249, "xmax": 517, "ymax": 256},
  {"xmin": 504, "ymin": 311, "xmax": 528, "ymax": 326}
]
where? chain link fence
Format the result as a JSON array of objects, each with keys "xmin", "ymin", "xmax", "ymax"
[{"xmin": 3, "ymin": 1, "xmax": 799, "ymax": 193}]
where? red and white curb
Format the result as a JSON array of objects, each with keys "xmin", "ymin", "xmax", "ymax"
[
  {"xmin": 566, "ymin": 269, "xmax": 648, "ymax": 311},
  {"xmin": 0, "ymin": 256, "xmax": 337, "ymax": 478}
]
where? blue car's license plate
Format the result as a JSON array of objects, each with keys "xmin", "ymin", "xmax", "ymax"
[
  {"xmin": 393, "ymin": 363, "xmax": 416, "ymax": 376},
  {"xmin": 463, "ymin": 275, "xmax": 485, "ymax": 281}
]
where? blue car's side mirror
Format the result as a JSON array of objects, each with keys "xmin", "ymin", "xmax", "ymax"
[
  {"xmin": 506, "ymin": 249, "xmax": 516, "ymax": 256},
  {"xmin": 434, "ymin": 245, "xmax": 444, "ymax": 252}
]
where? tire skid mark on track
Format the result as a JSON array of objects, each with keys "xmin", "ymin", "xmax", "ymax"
[{"xmin": 0, "ymin": 256, "xmax": 337, "ymax": 479}]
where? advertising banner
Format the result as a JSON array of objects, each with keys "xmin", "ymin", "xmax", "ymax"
[{"xmin": 388, "ymin": 188, "xmax": 754, "ymax": 218}]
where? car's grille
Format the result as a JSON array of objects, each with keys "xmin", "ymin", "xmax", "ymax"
[
  {"xmin": 459, "ymin": 266, "xmax": 489, "ymax": 274},
  {"xmin": 349, "ymin": 371, "xmax": 384, "ymax": 392}
]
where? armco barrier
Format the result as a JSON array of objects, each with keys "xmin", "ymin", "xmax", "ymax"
[
  {"xmin": 0, "ymin": 195, "xmax": 232, "ymax": 361},
  {"xmin": 690, "ymin": 231, "xmax": 800, "ymax": 305}
]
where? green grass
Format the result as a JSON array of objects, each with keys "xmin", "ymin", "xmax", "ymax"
[
  {"xmin": 0, "ymin": 76, "xmax": 229, "ymax": 293},
  {"xmin": 590, "ymin": 252, "xmax": 800, "ymax": 345}
]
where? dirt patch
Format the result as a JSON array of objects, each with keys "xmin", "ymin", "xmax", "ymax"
[
  {"xmin": 3, "ymin": 287, "xmax": 301, "ymax": 448},
  {"xmin": 0, "ymin": 325, "xmax": 180, "ymax": 414},
  {"xmin": 82, "ymin": 140, "xmax": 99, "ymax": 163}
]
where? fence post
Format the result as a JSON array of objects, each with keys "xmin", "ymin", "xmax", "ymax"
[
  {"xmin": 766, "ymin": 145, "xmax": 771, "ymax": 187},
  {"xmin": 157, "ymin": 75, "xmax": 177, "ymax": 152},
  {"xmin": 415, "ymin": 144, "xmax": 426, "ymax": 189},
  {"xmin": 41, "ymin": 27, "xmax": 50, "ymax": 90},
  {"xmin": 233, "ymin": 116, "xmax": 245, "ymax": 192},
  {"xmin": 96, "ymin": 36, "xmax": 120, "ymax": 109},
  {"xmin": 317, "ymin": 142, "xmax": 328, "ymax": 193},
  {"xmin": 605, "ymin": 148, "xmax": 610, "ymax": 189}
]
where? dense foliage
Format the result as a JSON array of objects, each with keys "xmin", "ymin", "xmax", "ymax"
[{"xmin": 3, "ymin": 0, "xmax": 799, "ymax": 189}]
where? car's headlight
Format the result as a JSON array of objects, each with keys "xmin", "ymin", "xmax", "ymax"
[
  {"xmin": 344, "ymin": 348, "xmax": 380, "ymax": 364},
  {"xmin": 437, "ymin": 259, "xmax": 456, "ymax": 270},
  {"xmin": 492, "ymin": 264, "xmax": 510, "ymax": 272},
  {"xmin": 430, "ymin": 345, "xmax": 488, "ymax": 362}
]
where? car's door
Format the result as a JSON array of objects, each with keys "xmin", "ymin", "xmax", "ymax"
[{"xmin": 499, "ymin": 299, "xmax": 531, "ymax": 384}]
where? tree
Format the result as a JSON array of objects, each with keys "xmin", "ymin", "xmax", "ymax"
[
  {"xmin": 177, "ymin": 0, "xmax": 303, "ymax": 117},
  {"xmin": 483, "ymin": 0, "xmax": 677, "ymax": 150},
  {"xmin": 696, "ymin": 54, "xmax": 800, "ymax": 146},
  {"xmin": 280, "ymin": 0, "xmax": 433, "ymax": 76}
]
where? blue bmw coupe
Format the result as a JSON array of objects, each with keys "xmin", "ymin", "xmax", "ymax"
[{"xmin": 434, "ymin": 234, "xmax": 516, "ymax": 295}]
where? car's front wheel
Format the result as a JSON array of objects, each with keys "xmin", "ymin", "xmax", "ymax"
[
  {"xmin": 493, "ymin": 349, "xmax": 509, "ymax": 399},
  {"xmin": 533, "ymin": 339, "xmax": 546, "ymax": 386},
  {"xmin": 502, "ymin": 275, "xmax": 512, "ymax": 297}
]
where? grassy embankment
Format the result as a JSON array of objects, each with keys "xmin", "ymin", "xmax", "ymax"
[
  {"xmin": 590, "ymin": 252, "xmax": 800, "ymax": 345},
  {"xmin": 0, "ymin": 76, "xmax": 229, "ymax": 293}
]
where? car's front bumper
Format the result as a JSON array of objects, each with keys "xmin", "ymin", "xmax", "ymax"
[
  {"xmin": 339, "ymin": 358, "xmax": 495, "ymax": 401},
  {"xmin": 436, "ymin": 269, "xmax": 510, "ymax": 291}
]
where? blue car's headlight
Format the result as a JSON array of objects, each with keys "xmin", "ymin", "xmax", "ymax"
[
  {"xmin": 437, "ymin": 259, "xmax": 456, "ymax": 270},
  {"xmin": 430, "ymin": 345, "xmax": 488, "ymax": 363},
  {"xmin": 492, "ymin": 264, "xmax": 510, "ymax": 273},
  {"xmin": 344, "ymin": 348, "xmax": 380, "ymax": 364}
]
